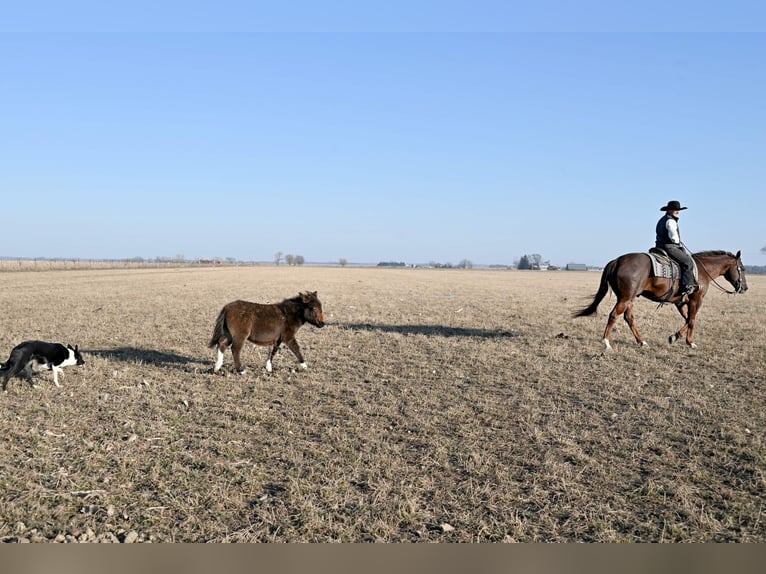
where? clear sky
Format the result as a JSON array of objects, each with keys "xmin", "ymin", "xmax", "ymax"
[{"xmin": 2, "ymin": 3, "xmax": 764, "ymax": 266}]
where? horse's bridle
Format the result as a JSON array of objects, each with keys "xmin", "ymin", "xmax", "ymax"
[{"xmin": 696, "ymin": 254, "xmax": 746, "ymax": 295}]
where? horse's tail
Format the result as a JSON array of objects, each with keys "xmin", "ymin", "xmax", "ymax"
[
  {"xmin": 208, "ymin": 306, "xmax": 232, "ymax": 348},
  {"xmin": 574, "ymin": 259, "xmax": 616, "ymax": 317}
]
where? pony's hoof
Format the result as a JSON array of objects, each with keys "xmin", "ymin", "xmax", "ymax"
[
  {"xmin": 639, "ymin": 341, "xmax": 648, "ymax": 347},
  {"xmin": 601, "ymin": 338, "xmax": 612, "ymax": 351},
  {"xmin": 689, "ymin": 343, "xmax": 698, "ymax": 350},
  {"xmin": 237, "ymin": 368, "xmax": 247, "ymax": 375},
  {"xmin": 299, "ymin": 362, "xmax": 308, "ymax": 370},
  {"xmin": 668, "ymin": 334, "xmax": 679, "ymax": 345}
]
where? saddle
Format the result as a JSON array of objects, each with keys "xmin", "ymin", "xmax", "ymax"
[
  {"xmin": 647, "ymin": 248, "xmax": 678, "ymax": 279},
  {"xmin": 648, "ymin": 248, "xmax": 699, "ymax": 301}
]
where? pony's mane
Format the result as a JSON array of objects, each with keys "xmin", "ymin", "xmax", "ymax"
[{"xmin": 693, "ymin": 250, "xmax": 735, "ymax": 258}]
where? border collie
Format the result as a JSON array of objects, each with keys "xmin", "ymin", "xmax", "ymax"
[{"xmin": 0, "ymin": 340, "xmax": 85, "ymax": 392}]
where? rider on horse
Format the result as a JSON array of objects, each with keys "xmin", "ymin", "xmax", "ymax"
[{"xmin": 656, "ymin": 200, "xmax": 697, "ymax": 298}]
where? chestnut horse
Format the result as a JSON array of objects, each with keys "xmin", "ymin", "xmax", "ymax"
[
  {"xmin": 209, "ymin": 291, "xmax": 325, "ymax": 374},
  {"xmin": 575, "ymin": 250, "xmax": 747, "ymax": 350}
]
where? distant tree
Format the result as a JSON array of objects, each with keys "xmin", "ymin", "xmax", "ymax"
[
  {"xmin": 518, "ymin": 254, "xmax": 544, "ymax": 270},
  {"xmin": 339, "ymin": 258, "xmax": 348, "ymax": 267},
  {"xmin": 274, "ymin": 251, "xmax": 283, "ymax": 265},
  {"xmin": 284, "ymin": 254, "xmax": 305, "ymax": 266},
  {"xmin": 457, "ymin": 259, "xmax": 473, "ymax": 269},
  {"xmin": 761, "ymin": 245, "xmax": 766, "ymax": 254}
]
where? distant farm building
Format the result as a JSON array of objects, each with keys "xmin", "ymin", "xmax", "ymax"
[{"xmin": 566, "ymin": 263, "xmax": 588, "ymax": 271}]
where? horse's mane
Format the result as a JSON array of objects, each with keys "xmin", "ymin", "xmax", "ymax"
[{"xmin": 693, "ymin": 250, "xmax": 735, "ymax": 258}]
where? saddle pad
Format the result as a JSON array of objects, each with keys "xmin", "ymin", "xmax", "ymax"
[{"xmin": 647, "ymin": 251, "xmax": 677, "ymax": 278}]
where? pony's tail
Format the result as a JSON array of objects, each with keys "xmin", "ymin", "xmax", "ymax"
[
  {"xmin": 208, "ymin": 307, "xmax": 232, "ymax": 348},
  {"xmin": 574, "ymin": 259, "xmax": 615, "ymax": 317}
]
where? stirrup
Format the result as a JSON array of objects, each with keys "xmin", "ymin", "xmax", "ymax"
[{"xmin": 680, "ymin": 285, "xmax": 697, "ymax": 297}]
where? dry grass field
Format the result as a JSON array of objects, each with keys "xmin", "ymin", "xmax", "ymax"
[{"xmin": 0, "ymin": 266, "xmax": 764, "ymax": 542}]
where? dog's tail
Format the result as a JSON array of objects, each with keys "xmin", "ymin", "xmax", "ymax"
[{"xmin": 208, "ymin": 307, "xmax": 232, "ymax": 348}]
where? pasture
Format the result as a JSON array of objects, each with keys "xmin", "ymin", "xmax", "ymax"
[{"xmin": 0, "ymin": 266, "xmax": 763, "ymax": 542}]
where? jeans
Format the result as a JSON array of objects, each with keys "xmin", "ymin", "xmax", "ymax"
[{"xmin": 661, "ymin": 243, "xmax": 695, "ymax": 287}]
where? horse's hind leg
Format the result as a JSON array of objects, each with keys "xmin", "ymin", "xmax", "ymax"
[
  {"xmin": 623, "ymin": 301, "xmax": 648, "ymax": 347},
  {"xmin": 601, "ymin": 301, "xmax": 627, "ymax": 350}
]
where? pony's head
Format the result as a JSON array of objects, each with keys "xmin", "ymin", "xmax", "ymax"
[
  {"xmin": 300, "ymin": 291, "xmax": 326, "ymax": 327},
  {"xmin": 725, "ymin": 251, "xmax": 748, "ymax": 294}
]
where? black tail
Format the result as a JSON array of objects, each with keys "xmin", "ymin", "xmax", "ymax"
[
  {"xmin": 574, "ymin": 259, "xmax": 615, "ymax": 317},
  {"xmin": 208, "ymin": 308, "xmax": 232, "ymax": 348}
]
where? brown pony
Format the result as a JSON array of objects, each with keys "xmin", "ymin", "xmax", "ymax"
[
  {"xmin": 209, "ymin": 291, "xmax": 325, "ymax": 374},
  {"xmin": 575, "ymin": 250, "xmax": 747, "ymax": 350}
]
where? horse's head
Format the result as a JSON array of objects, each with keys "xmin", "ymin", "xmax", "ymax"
[
  {"xmin": 300, "ymin": 291, "xmax": 326, "ymax": 327},
  {"xmin": 725, "ymin": 250, "xmax": 748, "ymax": 294}
]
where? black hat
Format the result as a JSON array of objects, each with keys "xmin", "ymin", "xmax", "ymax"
[{"xmin": 660, "ymin": 200, "xmax": 688, "ymax": 212}]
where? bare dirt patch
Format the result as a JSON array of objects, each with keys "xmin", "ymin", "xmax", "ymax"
[{"xmin": 1, "ymin": 267, "xmax": 764, "ymax": 542}]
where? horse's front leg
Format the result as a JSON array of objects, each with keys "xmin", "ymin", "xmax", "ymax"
[
  {"xmin": 285, "ymin": 338, "xmax": 308, "ymax": 370},
  {"xmin": 669, "ymin": 301, "xmax": 698, "ymax": 348},
  {"xmin": 684, "ymin": 303, "xmax": 700, "ymax": 349}
]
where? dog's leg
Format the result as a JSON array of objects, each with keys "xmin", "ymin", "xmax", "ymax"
[
  {"xmin": 52, "ymin": 366, "xmax": 62, "ymax": 387},
  {"xmin": 24, "ymin": 364, "xmax": 37, "ymax": 389}
]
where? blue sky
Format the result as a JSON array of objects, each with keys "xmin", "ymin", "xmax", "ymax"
[{"xmin": 1, "ymin": 3, "xmax": 764, "ymax": 266}]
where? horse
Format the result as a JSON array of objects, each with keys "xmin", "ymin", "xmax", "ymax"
[
  {"xmin": 574, "ymin": 250, "xmax": 747, "ymax": 350},
  {"xmin": 209, "ymin": 291, "xmax": 325, "ymax": 374}
]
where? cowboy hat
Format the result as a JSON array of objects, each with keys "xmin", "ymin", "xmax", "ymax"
[{"xmin": 660, "ymin": 200, "xmax": 688, "ymax": 211}]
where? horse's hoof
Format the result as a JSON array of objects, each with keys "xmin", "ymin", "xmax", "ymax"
[
  {"xmin": 689, "ymin": 343, "xmax": 698, "ymax": 350},
  {"xmin": 668, "ymin": 334, "xmax": 678, "ymax": 345},
  {"xmin": 601, "ymin": 338, "xmax": 612, "ymax": 351},
  {"xmin": 237, "ymin": 368, "xmax": 247, "ymax": 375},
  {"xmin": 299, "ymin": 362, "xmax": 308, "ymax": 370},
  {"xmin": 639, "ymin": 341, "xmax": 648, "ymax": 347}
]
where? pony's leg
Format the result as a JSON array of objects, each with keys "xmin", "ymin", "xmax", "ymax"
[
  {"xmin": 231, "ymin": 339, "xmax": 246, "ymax": 373},
  {"xmin": 285, "ymin": 339, "xmax": 308, "ymax": 370},
  {"xmin": 623, "ymin": 301, "xmax": 647, "ymax": 347},
  {"xmin": 214, "ymin": 341, "xmax": 229, "ymax": 373},
  {"xmin": 265, "ymin": 342, "xmax": 280, "ymax": 373}
]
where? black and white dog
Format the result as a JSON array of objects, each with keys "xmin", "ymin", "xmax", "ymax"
[{"xmin": 0, "ymin": 340, "xmax": 85, "ymax": 391}]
